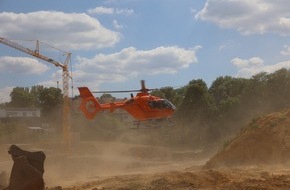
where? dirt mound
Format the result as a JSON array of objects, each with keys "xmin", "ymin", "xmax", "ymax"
[{"xmin": 205, "ymin": 109, "xmax": 290, "ymax": 168}]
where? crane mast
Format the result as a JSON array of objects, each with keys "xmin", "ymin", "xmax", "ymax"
[{"xmin": 0, "ymin": 37, "xmax": 72, "ymax": 149}]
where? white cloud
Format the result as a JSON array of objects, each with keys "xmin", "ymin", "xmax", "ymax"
[
  {"xmin": 231, "ymin": 57, "xmax": 264, "ymax": 68},
  {"xmin": 87, "ymin": 6, "xmax": 134, "ymax": 15},
  {"xmin": 231, "ymin": 58, "xmax": 250, "ymax": 68},
  {"xmin": 0, "ymin": 56, "xmax": 49, "ymax": 74},
  {"xmin": 0, "ymin": 11, "xmax": 121, "ymax": 50},
  {"xmin": 74, "ymin": 46, "xmax": 200, "ymax": 89},
  {"xmin": 232, "ymin": 56, "xmax": 290, "ymax": 78},
  {"xmin": 218, "ymin": 40, "xmax": 236, "ymax": 51},
  {"xmin": 281, "ymin": 45, "xmax": 290, "ymax": 56},
  {"xmin": 115, "ymin": 8, "xmax": 134, "ymax": 15},
  {"xmin": 113, "ymin": 20, "xmax": 123, "ymax": 29},
  {"xmin": 196, "ymin": 0, "xmax": 290, "ymax": 35},
  {"xmin": 87, "ymin": 6, "xmax": 114, "ymax": 14},
  {"xmin": 191, "ymin": 8, "xmax": 197, "ymax": 14}
]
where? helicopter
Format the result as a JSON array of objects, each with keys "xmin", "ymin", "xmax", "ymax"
[{"xmin": 77, "ymin": 80, "xmax": 176, "ymax": 128}]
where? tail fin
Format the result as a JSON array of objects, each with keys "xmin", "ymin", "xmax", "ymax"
[{"xmin": 78, "ymin": 87, "xmax": 103, "ymax": 120}]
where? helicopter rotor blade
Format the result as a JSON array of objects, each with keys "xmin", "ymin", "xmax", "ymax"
[
  {"xmin": 91, "ymin": 80, "xmax": 158, "ymax": 94},
  {"xmin": 91, "ymin": 88, "xmax": 158, "ymax": 94},
  {"xmin": 91, "ymin": 89, "xmax": 141, "ymax": 93}
]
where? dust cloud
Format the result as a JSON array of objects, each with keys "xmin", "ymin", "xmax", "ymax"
[
  {"xmin": 2, "ymin": 109, "xmax": 290, "ymax": 189},
  {"xmin": 0, "ymin": 119, "xmax": 210, "ymax": 189}
]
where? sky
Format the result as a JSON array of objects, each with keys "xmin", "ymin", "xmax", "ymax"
[{"xmin": 1, "ymin": 0, "xmax": 290, "ymax": 102}]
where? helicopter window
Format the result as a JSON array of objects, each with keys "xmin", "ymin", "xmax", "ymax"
[
  {"xmin": 163, "ymin": 100, "xmax": 172, "ymax": 108},
  {"xmin": 149, "ymin": 101, "xmax": 157, "ymax": 108},
  {"xmin": 148, "ymin": 100, "xmax": 175, "ymax": 109},
  {"xmin": 148, "ymin": 101, "xmax": 157, "ymax": 108}
]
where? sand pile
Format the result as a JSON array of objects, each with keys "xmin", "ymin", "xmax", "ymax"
[{"xmin": 205, "ymin": 109, "xmax": 290, "ymax": 168}]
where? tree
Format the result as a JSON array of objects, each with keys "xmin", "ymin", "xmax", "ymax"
[
  {"xmin": 176, "ymin": 79, "xmax": 216, "ymax": 125},
  {"xmin": 30, "ymin": 85, "xmax": 45, "ymax": 107},
  {"xmin": 239, "ymin": 72, "xmax": 269, "ymax": 116},
  {"xmin": 99, "ymin": 93, "xmax": 115, "ymax": 103},
  {"xmin": 266, "ymin": 68, "xmax": 290, "ymax": 109},
  {"xmin": 39, "ymin": 87, "xmax": 63, "ymax": 112},
  {"xmin": 209, "ymin": 76, "xmax": 248, "ymax": 118},
  {"xmin": 151, "ymin": 86, "xmax": 184, "ymax": 108},
  {"xmin": 239, "ymin": 69, "xmax": 290, "ymax": 117},
  {"xmin": 9, "ymin": 87, "xmax": 34, "ymax": 107}
]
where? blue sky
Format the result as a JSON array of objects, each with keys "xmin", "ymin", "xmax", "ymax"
[{"xmin": 1, "ymin": 0, "xmax": 290, "ymax": 102}]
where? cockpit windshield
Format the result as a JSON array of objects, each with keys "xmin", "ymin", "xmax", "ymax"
[{"xmin": 148, "ymin": 99, "xmax": 176, "ymax": 109}]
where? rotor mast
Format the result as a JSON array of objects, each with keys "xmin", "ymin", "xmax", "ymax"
[{"xmin": 0, "ymin": 37, "xmax": 72, "ymax": 148}]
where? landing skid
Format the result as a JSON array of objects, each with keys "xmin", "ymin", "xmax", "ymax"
[{"xmin": 131, "ymin": 118, "xmax": 175, "ymax": 129}]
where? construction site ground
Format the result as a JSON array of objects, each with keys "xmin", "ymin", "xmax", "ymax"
[{"xmin": 2, "ymin": 109, "xmax": 290, "ymax": 189}]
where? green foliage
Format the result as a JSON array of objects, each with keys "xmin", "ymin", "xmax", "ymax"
[
  {"xmin": 76, "ymin": 112, "xmax": 128, "ymax": 141},
  {"xmin": 176, "ymin": 79, "xmax": 216, "ymax": 125},
  {"xmin": 169, "ymin": 68, "xmax": 290, "ymax": 147},
  {"xmin": 0, "ymin": 121, "xmax": 17, "ymax": 142},
  {"xmin": 223, "ymin": 139, "xmax": 232, "ymax": 150},
  {"xmin": 151, "ymin": 86, "xmax": 184, "ymax": 107},
  {"xmin": 99, "ymin": 93, "xmax": 115, "ymax": 103},
  {"xmin": 5, "ymin": 68, "xmax": 290, "ymax": 149},
  {"xmin": 209, "ymin": 76, "xmax": 248, "ymax": 104},
  {"xmin": 9, "ymin": 87, "xmax": 34, "ymax": 107},
  {"xmin": 30, "ymin": 85, "xmax": 45, "ymax": 107},
  {"xmin": 39, "ymin": 87, "xmax": 62, "ymax": 112},
  {"xmin": 8, "ymin": 85, "xmax": 63, "ymax": 112}
]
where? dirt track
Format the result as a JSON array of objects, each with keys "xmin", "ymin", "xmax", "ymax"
[
  {"xmin": 2, "ymin": 141, "xmax": 290, "ymax": 190},
  {"xmin": 42, "ymin": 141, "xmax": 208, "ymax": 188},
  {"xmin": 54, "ymin": 168, "xmax": 290, "ymax": 190},
  {"xmin": 0, "ymin": 141, "xmax": 206, "ymax": 189},
  {"xmin": 44, "ymin": 139, "xmax": 290, "ymax": 190}
]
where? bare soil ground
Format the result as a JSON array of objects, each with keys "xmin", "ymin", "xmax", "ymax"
[
  {"xmin": 0, "ymin": 141, "xmax": 207, "ymax": 189},
  {"xmin": 1, "ymin": 140, "xmax": 290, "ymax": 190},
  {"xmin": 2, "ymin": 109, "xmax": 290, "ymax": 189},
  {"xmin": 55, "ymin": 168, "xmax": 290, "ymax": 190}
]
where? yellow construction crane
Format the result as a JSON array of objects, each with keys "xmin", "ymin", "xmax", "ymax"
[{"xmin": 0, "ymin": 37, "xmax": 72, "ymax": 149}]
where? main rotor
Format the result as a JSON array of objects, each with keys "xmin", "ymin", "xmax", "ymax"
[{"xmin": 91, "ymin": 80, "xmax": 157, "ymax": 94}]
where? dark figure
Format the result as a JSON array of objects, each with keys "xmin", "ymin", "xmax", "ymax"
[{"xmin": 7, "ymin": 144, "xmax": 46, "ymax": 190}]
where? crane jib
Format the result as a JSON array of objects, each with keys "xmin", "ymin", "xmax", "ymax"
[{"xmin": 0, "ymin": 36, "xmax": 72, "ymax": 150}]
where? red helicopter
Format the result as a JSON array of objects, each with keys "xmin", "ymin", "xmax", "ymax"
[{"xmin": 78, "ymin": 80, "xmax": 176, "ymax": 128}]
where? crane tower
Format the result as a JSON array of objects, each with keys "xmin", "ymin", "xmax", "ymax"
[{"xmin": 0, "ymin": 37, "xmax": 72, "ymax": 148}]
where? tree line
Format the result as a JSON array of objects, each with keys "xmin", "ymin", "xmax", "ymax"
[
  {"xmin": 151, "ymin": 68, "xmax": 290, "ymax": 147},
  {"xmin": 2, "ymin": 68, "xmax": 290, "ymax": 147},
  {"xmin": 1, "ymin": 86, "xmax": 62, "ymax": 112}
]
